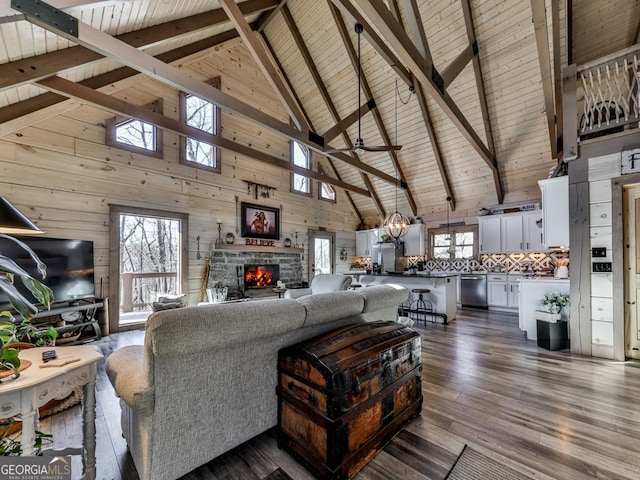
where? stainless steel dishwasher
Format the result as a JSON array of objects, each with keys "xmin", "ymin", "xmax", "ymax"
[{"xmin": 460, "ymin": 274, "xmax": 488, "ymax": 308}]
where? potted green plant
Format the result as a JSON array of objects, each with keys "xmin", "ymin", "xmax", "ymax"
[
  {"xmin": 0, "ymin": 234, "xmax": 53, "ymax": 381},
  {"xmin": 540, "ymin": 292, "xmax": 570, "ymax": 314}
]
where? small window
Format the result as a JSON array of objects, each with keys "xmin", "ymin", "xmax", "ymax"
[
  {"xmin": 106, "ymin": 100, "xmax": 163, "ymax": 158},
  {"xmin": 179, "ymin": 77, "xmax": 221, "ymax": 173},
  {"xmin": 318, "ymin": 164, "xmax": 336, "ymax": 202},
  {"xmin": 429, "ymin": 225, "xmax": 478, "ymax": 259},
  {"xmin": 319, "ymin": 182, "xmax": 336, "ymax": 202},
  {"xmin": 291, "ymin": 141, "xmax": 311, "ymax": 196}
]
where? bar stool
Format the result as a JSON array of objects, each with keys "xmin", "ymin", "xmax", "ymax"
[{"xmin": 409, "ymin": 288, "xmax": 434, "ymax": 326}]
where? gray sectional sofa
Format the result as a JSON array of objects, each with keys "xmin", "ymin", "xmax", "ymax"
[{"xmin": 106, "ymin": 284, "xmax": 409, "ymax": 480}]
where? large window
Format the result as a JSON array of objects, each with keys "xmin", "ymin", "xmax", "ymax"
[
  {"xmin": 180, "ymin": 77, "xmax": 221, "ymax": 173},
  {"xmin": 106, "ymin": 100, "xmax": 163, "ymax": 158},
  {"xmin": 429, "ymin": 225, "xmax": 478, "ymax": 259},
  {"xmin": 291, "ymin": 141, "xmax": 311, "ymax": 196}
]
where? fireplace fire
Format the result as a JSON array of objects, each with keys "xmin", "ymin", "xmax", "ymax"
[{"xmin": 244, "ymin": 264, "xmax": 280, "ymax": 289}]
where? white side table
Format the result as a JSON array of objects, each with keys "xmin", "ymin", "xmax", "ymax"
[{"xmin": 0, "ymin": 345, "xmax": 103, "ymax": 480}]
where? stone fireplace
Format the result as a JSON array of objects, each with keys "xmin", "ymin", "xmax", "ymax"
[{"xmin": 208, "ymin": 250, "xmax": 303, "ymax": 299}]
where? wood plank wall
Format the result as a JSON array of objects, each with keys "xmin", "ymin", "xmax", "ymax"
[{"xmin": 0, "ymin": 39, "xmax": 359, "ymax": 307}]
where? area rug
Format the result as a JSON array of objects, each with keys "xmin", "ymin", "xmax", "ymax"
[{"xmin": 445, "ymin": 445, "xmax": 535, "ymax": 480}]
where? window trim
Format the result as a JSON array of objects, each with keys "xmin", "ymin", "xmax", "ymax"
[
  {"xmin": 429, "ymin": 224, "xmax": 478, "ymax": 259},
  {"xmin": 290, "ymin": 140, "xmax": 312, "ymax": 197},
  {"xmin": 179, "ymin": 77, "xmax": 221, "ymax": 173},
  {"xmin": 106, "ymin": 99, "xmax": 163, "ymax": 159}
]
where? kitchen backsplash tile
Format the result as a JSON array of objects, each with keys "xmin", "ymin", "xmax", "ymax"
[{"xmin": 405, "ymin": 251, "xmax": 569, "ymax": 274}]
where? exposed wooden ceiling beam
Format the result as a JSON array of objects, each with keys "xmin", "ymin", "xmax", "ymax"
[
  {"xmin": 14, "ymin": 1, "xmax": 407, "ymax": 189},
  {"xmin": 551, "ymin": 0, "xmax": 563, "ymax": 159},
  {"xmin": 219, "ymin": 0, "xmax": 308, "ymax": 130},
  {"xmin": 530, "ymin": 0, "xmax": 559, "ymax": 159},
  {"xmin": 460, "ymin": 0, "xmax": 500, "ymax": 198},
  {"xmin": 339, "ymin": 0, "xmax": 499, "ymax": 198},
  {"xmin": 281, "ymin": 4, "xmax": 386, "ymax": 220},
  {"xmin": 0, "ymin": 29, "xmax": 240, "ymax": 130},
  {"xmin": 0, "ymin": 0, "xmax": 277, "ymax": 92},
  {"xmin": 440, "ymin": 43, "xmax": 475, "ymax": 88},
  {"xmin": 328, "ymin": 1, "xmax": 417, "ymax": 216},
  {"xmin": 260, "ymin": 31, "xmax": 364, "ymax": 222},
  {"xmin": 0, "ymin": 0, "xmax": 129, "ymax": 16},
  {"xmin": 256, "ymin": 0, "xmax": 288, "ymax": 32},
  {"xmin": 36, "ymin": 75, "xmax": 371, "ymax": 198},
  {"xmin": 329, "ymin": 0, "xmax": 412, "ymax": 87},
  {"xmin": 322, "ymin": 100, "xmax": 375, "ymax": 143},
  {"xmin": 392, "ymin": 0, "xmax": 456, "ymax": 211}
]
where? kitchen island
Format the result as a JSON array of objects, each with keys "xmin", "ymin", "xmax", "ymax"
[{"xmin": 359, "ymin": 273, "xmax": 458, "ymax": 323}]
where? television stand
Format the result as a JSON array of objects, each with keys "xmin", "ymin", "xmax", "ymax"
[{"xmin": 31, "ymin": 299, "xmax": 104, "ymax": 345}]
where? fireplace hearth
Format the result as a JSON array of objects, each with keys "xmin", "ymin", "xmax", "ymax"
[{"xmin": 244, "ymin": 264, "xmax": 280, "ymax": 289}]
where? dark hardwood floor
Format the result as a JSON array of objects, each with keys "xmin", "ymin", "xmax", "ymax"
[{"xmin": 41, "ymin": 309, "xmax": 640, "ymax": 480}]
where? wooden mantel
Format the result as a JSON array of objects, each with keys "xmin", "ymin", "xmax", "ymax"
[{"xmin": 214, "ymin": 244, "xmax": 304, "ymax": 254}]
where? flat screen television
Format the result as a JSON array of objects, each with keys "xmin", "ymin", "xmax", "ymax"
[{"xmin": 0, "ymin": 236, "xmax": 95, "ymax": 310}]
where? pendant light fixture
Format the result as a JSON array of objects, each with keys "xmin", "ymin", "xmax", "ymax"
[
  {"xmin": 383, "ymin": 79, "xmax": 410, "ymax": 243},
  {"xmin": 0, "ymin": 197, "xmax": 44, "ymax": 235},
  {"xmin": 445, "ymin": 196, "xmax": 453, "ymax": 258}
]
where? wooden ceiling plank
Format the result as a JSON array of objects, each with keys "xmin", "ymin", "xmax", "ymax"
[
  {"xmin": 551, "ymin": 0, "xmax": 563, "ymax": 159},
  {"xmin": 391, "ymin": 0, "xmax": 456, "ymax": 211},
  {"xmin": 329, "ymin": 1, "xmax": 417, "ymax": 215},
  {"xmin": 322, "ymin": 100, "xmax": 375, "ymax": 143},
  {"xmin": 0, "ymin": 0, "xmax": 128, "ymax": 16},
  {"xmin": 0, "ymin": 29, "xmax": 239, "ymax": 131},
  {"xmin": 15, "ymin": 5, "xmax": 407, "ymax": 188},
  {"xmin": 530, "ymin": 0, "xmax": 558, "ymax": 159},
  {"xmin": 281, "ymin": 4, "xmax": 384, "ymax": 220},
  {"xmin": 460, "ymin": 0, "xmax": 501, "ymax": 201},
  {"xmin": 261, "ymin": 30, "xmax": 364, "ymax": 221},
  {"xmin": 36, "ymin": 75, "xmax": 371, "ymax": 198},
  {"xmin": 341, "ymin": 0, "xmax": 498, "ymax": 183},
  {"xmin": 282, "ymin": 6, "xmax": 386, "ymax": 218},
  {"xmin": 219, "ymin": 0, "xmax": 308, "ymax": 130},
  {"xmin": 0, "ymin": 0, "xmax": 277, "ymax": 92},
  {"xmin": 255, "ymin": 0, "xmax": 288, "ymax": 32}
]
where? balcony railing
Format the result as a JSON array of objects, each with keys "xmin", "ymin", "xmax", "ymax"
[{"xmin": 120, "ymin": 272, "xmax": 177, "ymax": 313}]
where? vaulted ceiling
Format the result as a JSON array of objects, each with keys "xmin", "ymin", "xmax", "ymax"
[{"xmin": 0, "ymin": 0, "xmax": 638, "ymax": 225}]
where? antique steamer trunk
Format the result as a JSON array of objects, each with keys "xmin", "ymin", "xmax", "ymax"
[{"xmin": 277, "ymin": 321, "xmax": 422, "ymax": 480}]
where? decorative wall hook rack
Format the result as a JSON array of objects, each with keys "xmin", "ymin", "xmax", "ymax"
[{"xmin": 243, "ymin": 180, "xmax": 276, "ymax": 199}]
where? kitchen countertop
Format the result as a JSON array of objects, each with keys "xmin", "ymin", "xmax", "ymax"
[
  {"xmin": 518, "ymin": 276, "xmax": 569, "ymax": 281},
  {"xmin": 377, "ymin": 272, "xmax": 459, "ymax": 278}
]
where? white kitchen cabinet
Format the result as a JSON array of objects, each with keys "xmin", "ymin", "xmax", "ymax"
[
  {"xmin": 523, "ymin": 211, "xmax": 546, "ymax": 251},
  {"xmin": 355, "ymin": 230, "xmax": 369, "ymax": 257},
  {"xmin": 488, "ymin": 274, "xmax": 520, "ymax": 311},
  {"xmin": 539, "ymin": 176, "xmax": 569, "ymax": 248},
  {"xmin": 487, "ymin": 274, "xmax": 508, "ymax": 307},
  {"xmin": 507, "ymin": 275, "xmax": 520, "ymax": 308},
  {"xmin": 478, "ymin": 216, "xmax": 501, "ymax": 253},
  {"xmin": 501, "ymin": 215, "xmax": 524, "ymax": 252},
  {"xmin": 403, "ymin": 223, "xmax": 425, "ymax": 256},
  {"xmin": 479, "ymin": 211, "xmax": 546, "ymax": 253},
  {"xmin": 355, "ymin": 228, "xmax": 380, "ymax": 257}
]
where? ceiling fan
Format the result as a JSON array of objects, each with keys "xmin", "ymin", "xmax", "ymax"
[{"xmin": 325, "ymin": 23, "xmax": 402, "ymax": 155}]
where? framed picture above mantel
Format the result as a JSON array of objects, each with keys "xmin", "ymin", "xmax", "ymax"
[{"xmin": 241, "ymin": 202, "xmax": 279, "ymax": 240}]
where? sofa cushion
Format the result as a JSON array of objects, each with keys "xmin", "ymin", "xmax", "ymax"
[
  {"xmin": 106, "ymin": 345, "xmax": 154, "ymax": 416},
  {"xmin": 146, "ymin": 299, "xmax": 306, "ymax": 355},
  {"xmin": 298, "ymin": 291, "xmax": 364, "ymax": 327},
  {"xmin": 359, "ymin": 284, "xmax": 409, "ymax": 313}
]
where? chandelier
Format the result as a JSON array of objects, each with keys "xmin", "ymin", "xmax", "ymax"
[{"xmin": 382, "ymin": 79, "xmax": 410, "ymax": 242}]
